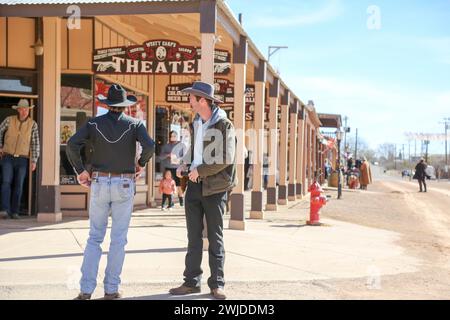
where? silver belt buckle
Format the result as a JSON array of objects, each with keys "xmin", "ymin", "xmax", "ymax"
[{"xmin": 13, "ymin": 154, "xmax": 19, "ymax": 158}]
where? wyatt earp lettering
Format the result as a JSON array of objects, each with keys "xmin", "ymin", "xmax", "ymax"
[{"xmin": 93, "ymin": 39, "xmax": 231, "ymax": 75}]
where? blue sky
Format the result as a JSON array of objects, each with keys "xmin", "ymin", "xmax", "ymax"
[{"xmin": 226, "ymin": 0, "xmax": 450, "ymax": 155}]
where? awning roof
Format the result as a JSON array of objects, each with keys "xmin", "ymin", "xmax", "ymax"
[
  {"xmin": 0, "ymin": 0, "xmax": 306, "ymax": 107},
  {"xmin": 0, "ymin": 0, "xmax": 192, "ymax": 4},
  {"xmin": 318, "ymin": 113, "xmax": 342, "ymax": 128}
]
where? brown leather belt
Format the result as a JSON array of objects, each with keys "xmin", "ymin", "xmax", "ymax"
[
  {"xmin": 92, "ymin": 171, "xmax": 135, "ymax": 179},
  {"xmin": 3, "ymin": 152, "xmax": 29, "ymax": 158}
]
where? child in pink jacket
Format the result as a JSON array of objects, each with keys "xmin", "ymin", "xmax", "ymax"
[{"xmin": 159, "ymin": 170, "xmax": 176, "ymax": 210}]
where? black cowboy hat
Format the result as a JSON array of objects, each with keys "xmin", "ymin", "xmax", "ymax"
[
  {"xmin": 97, "ymin": 84, "xmax": 137, "ymax": 107},
  {"xmin": 181, "ymin": 81, "xmax": 223, "ymax": 103}
]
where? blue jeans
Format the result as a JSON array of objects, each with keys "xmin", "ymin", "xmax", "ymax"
[
  {"xmin": 1, "ymin": 155, "xmax": 28, "ymax": 216},
  {"xmin": 80, "ymin": 176, "xmax": 135, "ymax": 294}
]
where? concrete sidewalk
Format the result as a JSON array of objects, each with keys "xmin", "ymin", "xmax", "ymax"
[{"xmin": 0, "ymin": 191, "xmax": 420, "ymax": 300}]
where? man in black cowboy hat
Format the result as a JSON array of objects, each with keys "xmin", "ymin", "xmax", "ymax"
[
  {"xmin": 66, "ymin": 84, "xmax": 155, "ymax": 300},
  {"xmin": 169, "ymin": 81, "xmax": 236, "ymax": 300}
]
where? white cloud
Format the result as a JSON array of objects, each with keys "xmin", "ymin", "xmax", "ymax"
[{"xmin": 246, "ymin": 0, "xmax": 343, "ymax": 28}]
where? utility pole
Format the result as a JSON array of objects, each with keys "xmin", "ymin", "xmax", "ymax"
[
  {"xmin": 414, "ymin": 139, "xmax": 417, "ymax": 159},
  {"xmin": 439, "ymin": 118, "xmax": 450, "ymax": 166},
  {"xmin": 425, "ymin": 140, "xmax": 430, "ymax": 163},
  {"xmin": 343, "ymin": 116, "xmax": 348, "ymax": 158},
  {"xmin": 394, "ymin": 144, "xmax": 397, "ymax": 170},
  {"xmin": 447, "ymin": 122, "xmax": 449, "ymax": 166},
  {"xmin": 355, "ymin": 128, "xmax": 358, "ymax": 160},
  {"xmin": 408, "ymin": 140, "xmax": 411, "ymax": 165}
]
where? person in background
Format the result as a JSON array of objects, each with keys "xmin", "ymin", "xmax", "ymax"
[
  {"xmin": 346, "ymin": 155, "xmax": 354, "ymax": 186},
  {"xmin": 263, "ymin": 153, "xmax": 269, "ymax": 189},
  {"xmin": 359, "ymin": 157, "xmax": 372, "ymax": 190},
  {"xmin": 0, "ymin": 99, "xmax": 40, "ymax": 220},
  {"xmin": 347, "ymin": 155, "xmax": 354, "ymax": 170},
  {"xmin": 414, "ymin": 158, "xmax": 427, "ymax": 192},
  {"xmin": 159, "ymin": 169, "xmax": 177, "ymax": 211},
  {"xmin": 324, "ymin": 158, "xmax": 332, "ymax": 180},
  {"xmin": 159, "ymin": 130, "xmax": 186, "ymax": 207}
]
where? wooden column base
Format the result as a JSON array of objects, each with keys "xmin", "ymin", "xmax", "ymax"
[
  {"xmin": 229, "ymin": 219, "xmax": 246, "ymax": 230},
  {"xmin": 250, "ymin": 211, "xmax": 264, "ymax": 219},
  {"xmin": 37, "ymin": 212, "xmax": 62, "ymax": 223}
]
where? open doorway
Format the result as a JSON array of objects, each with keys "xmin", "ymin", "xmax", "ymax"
[{"xmin": 0, "ymin": 95, "xmax": 39, "ymax": 216}]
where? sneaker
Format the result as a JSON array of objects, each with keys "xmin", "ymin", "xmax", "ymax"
[
  {"xmin": 11, "ymin": 214, "xmax": 20, "ymax": 220},
  {"xmin": 104, "ymin": 292, "xmax": 122, "ymax": 300},
  {"xmin": 73, "ymin": 292, "xmax": 91, "ymax": 300},
  {"xmin": 0, "ymin": 211, "xmax": 8, "ymax": 219}
]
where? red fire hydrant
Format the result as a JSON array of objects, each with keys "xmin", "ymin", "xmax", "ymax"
[{"xmin": 307, "ymin": 181, "xmax": 327, "ymax": 226}]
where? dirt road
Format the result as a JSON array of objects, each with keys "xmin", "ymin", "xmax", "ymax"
[{"xmin": 317, "ymin": 167, "xmax": 450, "ymax": 299}]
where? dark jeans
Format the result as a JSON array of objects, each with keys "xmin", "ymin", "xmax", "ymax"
[
  {"xmin": 418, "ymin": 178, "xmax": 427, "ymax": 192},
  {"xmin": 161, "ymin": 193, "xmax": 173, "ymax": 208},
  {"xmin": 183, "ymin": 180, "xmax": 227, "ymax": 290},
  {"xmin": 1, "ymin": 155, "xmax": 28, "ymax": 215}
]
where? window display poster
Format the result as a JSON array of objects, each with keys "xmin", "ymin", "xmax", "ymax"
[{"xmin": 60, "ymin": 121, "xmax": 76, "ymax": 145}]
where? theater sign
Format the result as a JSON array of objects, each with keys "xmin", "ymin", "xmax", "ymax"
[{"xmin": 93, "ymin": 39, "xmax": 231, "ymax": 75}]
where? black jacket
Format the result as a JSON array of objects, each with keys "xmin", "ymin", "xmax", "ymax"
[
  {"xmin": 66, "ymin": 111, "xmax": 155, "ymax": 175},
  {"xmin": 414, "ymin": 162, "xmax": 427, "ymax": 179}
]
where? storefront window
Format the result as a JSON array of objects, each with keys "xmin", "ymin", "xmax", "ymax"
[
  {"xmin": 95, "ymin": 78, "xmax": 148, "ymax": 185},
  {"xmin": 0, "ymin": 73, "xmax": 36, "ymax": 94},
  {"xmin": 60, "ymin": 74, "xmax": 94, "ymax": 185}
]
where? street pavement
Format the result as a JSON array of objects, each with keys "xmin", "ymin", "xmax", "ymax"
[{"xmin": 0, "ymin": 171, "xmax": 426, "ymax": 300}]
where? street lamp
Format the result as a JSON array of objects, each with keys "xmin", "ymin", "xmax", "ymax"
[
  {"xmin": 267, "ymin": 46, "xmax": 288, "ymax": 68},
  {"xmin": 336, "ymin": 128, "xmax": 343, "ymax": 199}
]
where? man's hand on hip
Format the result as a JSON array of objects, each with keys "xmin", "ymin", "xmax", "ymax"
[
  {"xmin": 135, "ymin": 165, "xmax": 144, "ymax": 179},
  {"xmin": 176, "ymin": 164, "xmax": 187, "ymax": 178},
  {"xmin": 188, "ymin": 168, "xmax": 199, "ymax": 183},
  {"xmin": 77, "ymin": 170, "xmax": 91, "ymax": 188}
]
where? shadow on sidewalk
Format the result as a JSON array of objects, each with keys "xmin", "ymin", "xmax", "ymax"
[
  {"xmin": 0, "ymin": 247, "xmax": 187, "ymax": 263},
  {"xmin": 0, "ymin": 223, "xmax": 187, "ymax": 235},
  {"xmin": 269, "ymin": 224, "xmax": 309, "ymax": 228},
  {"xmin": 123, "ymin": 293, "xmax": 214, "ymax": 300}
]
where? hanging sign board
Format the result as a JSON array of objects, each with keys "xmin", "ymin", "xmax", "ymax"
[
  {"xmin": 93, "ymin": 39, "xmax": 231, "ymax": 75},
  {"xmin": 166, "ymin": 78, "xmax": 234, "ymax": 104}
]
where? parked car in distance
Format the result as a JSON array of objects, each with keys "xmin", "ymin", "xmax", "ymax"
[{"xmin": 425, "ymin": 165, "xmax": 436, "ymax": 180}]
